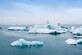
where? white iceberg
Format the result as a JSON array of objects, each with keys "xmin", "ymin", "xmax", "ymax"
[
  {"xmin": 28, "ymin": 24, "xmax": 67, "ymax": 34},
  {"xmin": 11, "ymin": 38, "xmax": 44, "ymax": 47},
  {"xmin": 65, "ymin": 38, "xmax": 82, "ymax": 45},
  {"xmin": 28, "ymin": 28, "xmax": 67, "ymax": 34},
  {"xmin": 8, "ymin": 27, "xmax": 28, "ymax": 31},
  {"xmin": 70, "ymin": 26, "xmax": 82, "ymax": 36},
  {"xmin": 65, "ymin": 38, "xmax": 77, "ymax": 45}
]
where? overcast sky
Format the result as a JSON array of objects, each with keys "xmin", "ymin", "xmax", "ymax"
[{"xmin": 0, "ymin": 0, "xmax": 82, "ymax": 25}]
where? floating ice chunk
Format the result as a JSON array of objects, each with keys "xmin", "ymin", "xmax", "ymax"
[
  {"xmin": 11, "ymin": 38, "xmax": 31, "ymax": 46},
  {"xmin": 28, "ymin": 24, "xmax": 67, "ymax": 34},
  {"xmin": 65, "ymin": 38, "xmax": 77, "ymax": 45},
  {"xmin": 8, "ymin": 27, "xmax": 28, "ymax": 31},
  {"xmin": 70, "ymin": 26, "xmax": 82, "ymax": 36},
  {"xmin": 11, "ymin": 40, "xmax": 23, "ymax": 46},
  {"xmin": 11, "ymin": 38, "xmax": 44, "ymax": 47},
  {"xmin": 65, "ymin": 38, "xmax": 82, "ymax": 45}
]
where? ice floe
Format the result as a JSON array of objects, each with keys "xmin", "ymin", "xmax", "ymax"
[
  {"xmin": 28, "ymin": 24, "xmax": 67, "ymax": 34},
  {"xmin": 70, "ymin": 26, "xmax": 82, "ymax": 36},
  {"xmin": 65, "ymin": 38, "xmax": 77, "ymax": 45},
  {"xmin": 8, "ymin": 27, "xmax": 28, "ymax": 31},
  {"xmin": 11, "ymin": 38, "xmax": 44, "ymax": 47},
  {"xmin": 65, "ymin": 38, "xmax": 82, "ymax": 45}
]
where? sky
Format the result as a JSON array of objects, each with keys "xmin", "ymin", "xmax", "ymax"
[{"xmin": 0, "ymin": 0, "xmax": 82, "ymax": 25}]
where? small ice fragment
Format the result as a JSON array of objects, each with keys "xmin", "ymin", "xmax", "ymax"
[{"xmin": 65, "ymin": 38, "xmax": 77, "ymax": 45}]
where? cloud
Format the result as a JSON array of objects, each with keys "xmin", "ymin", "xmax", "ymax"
[{"xmin": 0, "ymin": 2, "xmax": 82, "ymax": 25}]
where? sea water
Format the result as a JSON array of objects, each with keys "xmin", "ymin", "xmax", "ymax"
[{"xmin": 0, "ymin": 25, "xmax": 82, "ymax": 55}]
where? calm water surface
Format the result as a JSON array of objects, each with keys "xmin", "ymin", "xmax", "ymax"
[{"xmin": 0, "ymin": 25, "xmax": 82, "ymax": 55}]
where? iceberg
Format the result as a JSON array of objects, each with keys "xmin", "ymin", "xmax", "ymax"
[
  {"xmin": 8, "ymin": 27, "xmax": 28, "ymax": 31},
  {"xmin": 70, "ymin": 26, "xmax": 82, "ymax": 36},
  {"xmin": 11, "ymin": 38, "xmax": 43, "ymax": 47},
  {"xmin": 28, "ymin": 24, "xmax": 67, "ymax": 34},
  {"xmin": 65, "ymin": 38, "xmax": 77, "ymax": 45},
  {"xmin": 28, "ymin": 28, "xmax": 67, "ymax": 34},
  {"xmin": 65, "ymin": 38, "xmax": 82, "ymax": 45}
]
